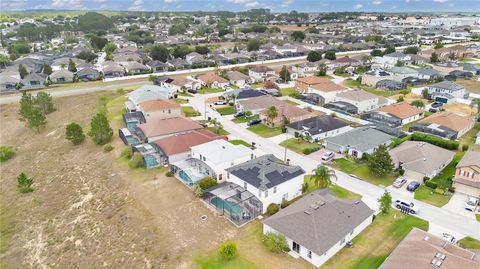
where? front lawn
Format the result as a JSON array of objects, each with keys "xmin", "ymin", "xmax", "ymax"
[
  {"xmin": 181, "ymin": 106, "xmax": 201, "ymax": 117},
  {"xmin": 330, "ymin": 158, "xmax": 395, "ymax": 186},
  {"xmin": 178, "ymin": 92, "xmax": 193, "ymax": 97},
  {"xmin": 250, "ymin": 82, "xmax": 264, "ymax": 88},
  {"xmin": 430, "ymin": 153, "xmax": 463, "ymax": 188},
  {"xmin": 304, "ymin": 175, "xmax": 362, "ymax": 199},
  {"xmin": 280, "ymin": 87, "xmax": 298, "ymax": 97},
  {"xmin": 232, "ymin": 114, "xmax": 259, "ymax": 124},
  {"xmin": 458, "ymin": 236, "xmax": 480, "ymax": 249},
  {"xmin": 195, "ymin": 252, "xmax": 258, "ymax": 269},
  {"xmin": 205, "ymin": 127, "xmax": 230, "ymax": 136},
  {"xmin": 459, "ymin": 123, "xmax": 480, "ymax": 150},
  {"xmin": 197, "ymin": 87, "xmax": 225, "ymax": 94},
  {"xmin": 321, "ymin": 211, "xmax": 428, "ymax": 269},
  {"xmin": 247, "ymin": 124, "xmax": 283, "ymax": 138},
  {"xmin": 280, "ymin": 138, "xmax": 320, "ymax": 155},
  {"xmin": 175, "ymin": 98, "xmax": 189, "ymax": 104},
  {"xmin": 343, "ymin": 79, "xmax": 394, "ymax": 97},
  {"xmin": 229, "ymin": 139, "xmax": 255, "ymax": 149},
  {"xmin": 216, "ymin": 105, "xmax": 237, "ymax": 115},
  {"xmin": 413, "ymin": 185, "xmax": 451, "ymax": 207}
]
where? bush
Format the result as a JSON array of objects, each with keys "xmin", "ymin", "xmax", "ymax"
[
  {"xmin": 103, "ymin": 143, "xmax": 114, "ymax": 152},
  {"xmin": 462, "ymin": 144, "xmax": 469, "ymax": 151},
  {"xmin": 303, "ymin": 146, "xmax": 320, "ymax": 155},
  {"xmin": 411, "ymin": 133, "xmax": 459, "ymax": 150},
  {"xmin": 121, "ymin": 147, "xmax": 133, "ymax": 159},
  {"xmin": 17, "ymin": 172, "xmax": 34, "ymax": 193},
  {"xmin": 192, "ymin": 184, "xmax": 203, "ymax": 197},
  {"xmin": 262, "ymin": 232, "xmax": 290, "ymax": 253},
  {"xmin": 266, "ymin": 203, "xmax": 279, "ymax": 215},
  {"xmin": 425, "ymin": 180, "xmax": 438, "ymax": 189},
  {"xmin": 166, "ymin": 171, "xmax": 174, "ymax": 177},
  {"xmin": 129, "ymin": 153, "xmax": 143, "ymax": 168},
  {"xmin": 218, "ymin": 242, "xmax": 237, "ymax": 261},
  {"xmin": 116, "ymin": 88, "xmax": 125, "ymax": 94},
  {"xmin": 0, "ymin": 146, "xmax": 15, "ymax": 162},
  {"xmin": 423, "ymin": 176, "xmax": 430, "ymax": 183},
  {"xmin": 196, "ymin": 176, "xmax": 218, "ymax": 190},
  {"xmin": 65, "ymin": 122, "xmax": 85, "ymax": 145}
]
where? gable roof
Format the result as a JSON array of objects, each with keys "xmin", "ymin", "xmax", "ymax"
[
  {"xmin": 128, "ymin": 85, "xmax": 175, "ymax": 104},
  {"xmin": 429, "ymin": 81, "xmax": 465, "ymax": 91},
  {"xmin": 419, "ymin": 112, "xmax": 473, "ymax": 132},
  {"xmin": 287, "ymin": 115, "xmax": 349, "ymax": 135},
  {"xmin": 260, "ymin": 104, "xmax": 312, "ymax": 120},
  {"xmin": 137, "ymin": 117, "xmax": 202, "ymax": 138},
  {"xmin": 139, "ymin": 99, "xmax": 180, "ymax": 112},
  {"xmin": 226, "ymin": 154, "xmax": 305, "ymax": 191},
  {"xmin": 226, "ymin": 70, "xmax": 250, "ymax": 81},
  {"xmin": 264, "ymin": 189, "xmax": 373, "ymax": 256},
  {"xmin": 296, "ymin": 76, "xmax": 331, "ymax": 85},
  {"xmin": 336, "ymin": 89, "xmax": 383, "ymax": 102},
  {"xmin": 310, "ymin": 81, "xmax": 348, "ymax": 92},
  {"xmin": 196, "ymin": 73, "xmax": 228, "ymax": 84},
  {"xmin": 456, "ymin": 150, "xmax": 480, "ymax": 168},
  {"xmin": 250, "ymin": 65, "xmax": 274, "ymax": 73},
  {"xmin": 374, "ymin": 102, "xmax": 424, "ymax": 120},
  {"xmin": 237, "ymin": 95, "xmax": 284, "ymax": 111},
  {"xmin": 153, "ymin": 130, "xmax": 226, "ymax": 156},
  {"xmin": 325, "ymin": 127, "xmax": 393, "ymax": 152},
  {"xmin": 190, "ymin": 139, "xmax": 253, "ymax": 164}
]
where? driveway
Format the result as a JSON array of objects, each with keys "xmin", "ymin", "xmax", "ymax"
[
  {"xmin": 442, "ymin": 192, "xmax": 476, "ymax": 219},
  {"xmin": 308, "ymin": 148, "xmax": 343, "ymax": 163},
  {"xmin": 266, "ymin": 133, "xmax": 288, "ymax": 144}
]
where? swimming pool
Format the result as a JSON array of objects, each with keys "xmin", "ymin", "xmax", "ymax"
[{"xmin": 210, "ymin": 197, "xmax": 244, "ymax": 215}]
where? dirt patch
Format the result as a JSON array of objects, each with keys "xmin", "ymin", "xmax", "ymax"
[
  {"xmin": 456, "ymin": 79, "xmax": 480, "ymax": 94},
  {"xmin": 442, "ymin": 102, "xmax": 476, "ymax": 116},
  {"xmin": 274, "ymin": 24, "xmax": 309, "ymax": 32}
]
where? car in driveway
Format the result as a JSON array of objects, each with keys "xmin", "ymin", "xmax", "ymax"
[
  {"xmin": 247, "ymin": 119, "xmax": 262, "ymax": 126},
  {"xmin": 214, "ymin": 100, "xmax": 227, "ymax": 105},
  {"xmin": 233, "ymin": 111, "xmax": 244, "ymax": 118},
  {"xmin": 393, "ymin": 177, "xmax": 407, "ymax": 188},
  {"xmin": 394, "ymin": 199, "xmax": 420, "ymax": 214},
  {"xmin": 465, "ymin": 197, "xmax": 479, "ymax": 212},
  {"xmin": 407, "ymin": 181, "xmax": 421, "ymax": 192},
  {"xmin": 442, "ymin": 233, "xmax": 456, "ymax": 243},
  {"xmin": 431, "ymin": 101, "xmax": 444, "ymax": 108},
  {"xmin": 321, "ymin": 151, "xmax": 334, "ymax": 161}
]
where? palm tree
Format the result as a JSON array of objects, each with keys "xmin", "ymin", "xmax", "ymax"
[
  {"xmin": 311, "ymin": 165, "xmax": 337, "ymax": 188},
  {"xmin": 470, "ymin": 98, "xmax": 480, "ymax": 114},
  {"xmin": 209, "ymin": 118, "xmax": 223, "ymax": 134},
  {"xmin": 266, "ymin": 106, "xmax": 278, "ymax": 126}
]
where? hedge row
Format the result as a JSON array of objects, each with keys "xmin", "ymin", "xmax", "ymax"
[
  {"xmin": 425, "ymin": 180, "xmax": 438, "ymax": 189},
  {"xmin": 411, "ymin": 133, "xmax": 459, "ymax": 150}
]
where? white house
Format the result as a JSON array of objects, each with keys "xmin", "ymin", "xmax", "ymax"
[
  {"xmin": 127, "ymin": 85, "xmax": 177, "ymax": 110},
  {"xmin": 263, "ymin": 189, "xmax": 374, "ymax": 268},
  {"xmin": 225, "ymin": 154, "xmax": 305, "ymax": 213},
  {"xmin": 426, "ymin": 81, "xmax": 468, "ymax": 103},
  {"xmin": 334, "ymin": 90, "xmax": 388, "ymax": 113},
  {"xmin": 248, "ymin": 65, "xmax": 277, "ymax": 83}
]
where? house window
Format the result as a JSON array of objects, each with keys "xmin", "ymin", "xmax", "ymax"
[
  {"xmin": 292, "ymin": 242, "xmax": 300, "ymax": 253},
  {"xmin": 203, "ymin": 156, "xmax": 206, "ymax": 161},
  {"xmin": 307, "ymin": 250, "xmax": 312, "ymax": 259},
  {"xmin": 265, "ymin": 190, "xmax": 268, "ymax": 198},
  {"xmin": 273, "ymin": 186, "xmax": 277, "ymax": 194},
  {"xmin": 227, "ymin": 172, "xmax": 230, "ymax": 179}
]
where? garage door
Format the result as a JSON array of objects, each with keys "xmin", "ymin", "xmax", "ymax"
[
  {"xmin": 435, "ymin": 97, "xmax": 449, "ymax": 104},
  {"xmin": 404, "ymin": 170, "xmax": 425, "ymax": 181}
]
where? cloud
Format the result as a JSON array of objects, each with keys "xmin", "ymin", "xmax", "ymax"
[
  {"xmin": 227, "ymin": 0, "xmax": 260, "ymax": 7},
  {"xmin": 93, "ymin": 0, "xmax": 108, "ymax": 2},
  {"xmin": 281, "ymin": 0, "xmax": 294, "ymax": 7},
  {"xmin": 51, "ymin": 0, "xmax": 83, "ymax": 9},
  {"xmin": 372, "ymin": 0, "xmax": 382, "ymax": 4},
  {"xmin": 353, "ymin": 3, "xmax": 363, "ymax": 9},
  {"xmin": 245, "ymin": 1, "xmax": 259, "ymax": 7},
  {"xmin": 128, "ymin": 0, "xmax": 144, "ymax": 10},
  {"xmin": 0, "ymin": 0, "xmax": 29, "ymax": 10},
  {"xmin": 164, "ymin": 0, "xmax": 179, "ymax": 3},
  {"xmin": 433, "ymin": 0, "xmax": 448, "ymax": 2}
]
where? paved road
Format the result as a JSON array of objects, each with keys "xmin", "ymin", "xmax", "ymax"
[{"xmin": 190, "ymin": 93, "xmax": 480, "ymax": 240}]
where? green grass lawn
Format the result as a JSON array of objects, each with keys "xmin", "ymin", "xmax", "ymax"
[
  {"xmin": 181, "ymin": 106, "xmax": 201, "ymax": 117},
  {"xmin": 430, "ymin": 153, "xmax": 463, "ymax": 188},
  {"xmin": 195, "ymin": 252, "xmax": 258, "ymax": 269},
  {"xmin": 250, "ymin": 82, "xmax": 264, "ymax": 88},
  {"xmin": 232, "ymin": 114, "xmax": 259, "ymax": 124},
  {"xmin": 216, "ymin": 105, "xmax": 237, "ymax": 115},
  {"xmin": 330, "ymin": 158, "xmax": 395, "ymax": 186},
  {"xmin": 476, "ymin": 214, "xmax": 480, "ymax": 222},
  {"xmin": 247, "ymin": 124, "xmax": 283, "ymax": 138},
  {"xmin": 280, "ymin": 138, "xmax": 320, "ymax": 155},
  {"xmin": 343, "ymin": 79, "xmax": 395, "ymax": 97},
  {"xmin": 205, "ymin": 127, "xmax": 230, "ymax": 136},
  {"xmin": 229, "ymin": 139, "xmax": 255, "ymax": 149},
  {"xmin": 174, "ymin": 98, "xmax": 189, "ymax": 104},
  {"xmin": 321, "ymin": 211, "xmax": 428, "ymax": 269},
  {"xmin": 178, "ymin": 92, "xmax": 193, "ymax": 97},
  {"xmin": 414, "ymin": 185, "xmax": 451, "ymax": 207},
  {"xmin": 280, "ymin": 87, "xmax": 298, "ymax": 97},
  {"xmin": 458, "ymin": 236, "xmax": 480, "ymax": 249},
  {"xmin": 304, "ymin": 175, "xmax": 362, "ymax": 199},
  {"xmin": 197, "ymin": 88, "xmax": 225, "ymax": 94},
  {"xmin": 459, "ymin": 123, "xmax": 480, "ymax": 150}
]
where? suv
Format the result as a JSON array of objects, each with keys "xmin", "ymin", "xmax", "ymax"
[
  {"xmin": 393, "ymin": 177, "xmax": 407, "ymax": 188},
  {"xmin": 321, "ymin": 151, "xmax": 334, "ymax": 161},
  {"xmin": 407, "ymin": 181, "xmax": 421, "ymax": 192},
  {"xmin": 465, "ymin": 197, "xmax": 479, "ymax": 212},
  {"xmin": 431, "ymin": 101, "xmax": 443, "ymax": 108},
  {"xmin": 247, "ymin": 119, "xmax": 262, "ymax": 126},
  {"xmin": 394, "ymin": 199, "xmax": 419, "ymax": 214}
]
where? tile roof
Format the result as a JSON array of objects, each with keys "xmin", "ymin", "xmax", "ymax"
[
  {"xmin": 153, "ymin": 130, "xmax": 226, "ymax": 156},
  {"xmin": 374, "ymin": 102, "xmax": 424, "ymax": 120},
  {"xmin": 419, "ymin": 112, "xmax": 473, "ymax": 132},
  {"xmin": 139, "ymin": 99, "xmax": 180, "ymax": 112},
  {"xmin": 138, "ymin": 117, "xmax": 202, "ymax": 138}
]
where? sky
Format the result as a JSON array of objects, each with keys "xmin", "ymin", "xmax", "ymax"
[{"xmin": 1, "ymin": 0, "xmax": 479, "ymax": 12}]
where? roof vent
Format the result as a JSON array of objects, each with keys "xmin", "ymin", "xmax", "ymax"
[
  {"xmin": 304, "ymin": 210, "xmax": 312, "ymax": 215},
  {"xmin": 354, "ymin": 201, "xmax": 360, "ymax": 205},
  {"xmin": 435, "ymin": 253, "xmax": 446, "ymax": 260},
  {"xmin": 319, "ymin": 201, "xmax": 326, "ymax": 206},
  {"xmin": 311, "ymin": 204, "xmax": 320, "ymax": 210},
  {"xmin": 424, "ymin": 236, "xmax": 430, "ymax": 241}
]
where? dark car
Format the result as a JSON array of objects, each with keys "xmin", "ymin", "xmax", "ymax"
[
  {"xmin": 233, "ymin": 111, "xmax": 244, "ymax": 118},
  {"xmin": 428, "ymin": 108, "xmax": 438, "ymax": 113},
  {"xmin": 187, "ymin": 89, "xmax": 197, "ymax": 94},
  {"xmin": 431, "ymin": 101, "xmax": 443, "ymax": 108},
  {"xmin": 247, "ymin": 119, "xmax": 262, "ymax": 126},
  {"xmin": 407, "ymin": 181, "xmax": 421, "ymax": 192}
]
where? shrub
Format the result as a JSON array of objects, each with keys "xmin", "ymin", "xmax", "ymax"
[
  {"xmin": 116, "ymin": 88, "xmax": 124, "ymax": 94},
  {"xmin": 411, "ymin": 133, "xmax": 459, "ymax": 150},
  {"xmin": 166, "ymin": 171, "xmax": 174, "ymax": 177},
  {"xmin": 262, "ymin": 232, "xmax": 290, "ymax": 253},
  {"xmin": 218, "ymin": 242, "xmax": 237, "ymax": 261},
  {"xmin": 425, "ymin": 180, "xmax": 438, "ymax": 189},
  {"xmin": 266, "ymin": 203, "xmax": 279, "ymax": 215},
  {"xmin": 65, "ymin": 122, "xmax": 85, "ymax": 145},
  {"xmin": 303, "ymin": 146, "xmax": 320, "ymax": 155},
  {"xmin": 448, "ymin": 186, "xmax": 456, "ymax": 193},
  {"xmin": 462, "ymin": 144, "xmax": 469, "ymax": 151},
  {"xmin": 0, "ymin": 146, "xmax": 15, "ymax": 162},
  {"xmin": 129, "ymin": 153, "xmax": 143, "ymax": 168},
  {"xmin": 192, "ymin": 184, "xmax": 203, "ymax": 197},
  {"xmin": 423, "ymin": 176, "xmax": 430, "ymax": 183},
  {"xmin": 294, "ymin": 131, "xmax": 299, "ymax": 138},
  {"xmin": 121, "ymin": 147, "xmax": 133, "ymax": 159},
  {"xmin": 17, "ymin": 172, "xmax": 34, "ymax": 193},
  {"xmin": 103, "ymin": 143, "xmax": 114, "ymax": 152},
  {"xmin": 196, "ymin": 176, "xmax": 218, "ymax": 190}
]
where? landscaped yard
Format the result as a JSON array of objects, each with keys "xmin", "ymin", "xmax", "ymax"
[
  {"xmin": 247, "ymin": 124, "xmax": 283, "ymax": 138},
  {"xmin": 229, "ymin": 139, "xmax": 254, "ymax": 149},
  {"xmin": 320, "ymin": 211, "xmax": 429, "ymax": 269},
  {"xmin": 250, "ymin": 82, "xmax": 264, "ymax": 88},
  {"xmin": 280, "ymin": 138, "xmax": 321, "ymax": 155},
  {"xmin": 232, "ymin": 114, "xmax": 259, "ymax": 124},
  {"xmin": 413, "ymin": 185, "xmax": 451, "ymax": 207},
  {"xmin": 195, "ymin": 251, "xmax": 258, "ymax": 269},
  {"xmin": 178, "ymin": 92, "xmax": 194, "ymax": 97},
  {"xmin": 197, "ymin": 87, "xmax": 225, "ymax": 94},
  {"xmin": 175, "ymin": 98, "xmax": 189, "ymax": 104},
  {"xmin": 329, "ymin": 158, "xmax": 395, "ymax": 186},
  {"xmin": 205, "ymin": 126, "xmax": 230, "ymax": 136},
  {"xmin": 181, "ymin": 106, "xmax": 201, "ymax": 117},
  {"xmin": 304, "ymin": 175, "xmax": 362, "ymax": 199},
  {"xmin": 280, "ymin": 87, "xmax": 298, "ymax": 97},
  {"xmin": 343, "ymin": 79, "xmax": 395, "ymax": 97},
  {"xmin": 216, "ymin": 105, "xmax": 237, "ymax": 115},
  {"xmin": 458, "ymin": 236, "xmax": 480, "ymax": 249}
]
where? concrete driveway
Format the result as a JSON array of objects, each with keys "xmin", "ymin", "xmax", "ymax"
[
  {"xmin": 442, "ymin": 192, "xmax": 476, "ymax": 219},
  {"xmin": 308, "ymin": 148, "xmax": 343, "ymax": 163}
]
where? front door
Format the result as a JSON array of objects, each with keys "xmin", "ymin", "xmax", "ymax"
[{"xmin": 292, "ymin": 241, "xmax": 300, "ymax": 253}]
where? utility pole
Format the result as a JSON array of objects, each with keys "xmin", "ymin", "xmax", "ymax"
[{"xmin": 283, "ymin": 131, "xmax": 288, "ymax": 163}]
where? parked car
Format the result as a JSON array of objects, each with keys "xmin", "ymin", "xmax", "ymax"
[
  {"xmin": 214, "ymin": 100, "xmax": 227, "ymax": 105},
  {"xmin": 393, "ymin": 177, "xmax": 407, "ymax": 188},
  {"xmin": 428, "ymin": 108, "xmax": 438, "ymax": 113},
  {"xmin": 465, "ymin": 197, "xmax": 479, "ymax": 212},
  {"xmin": 394, "ymin": 199, "xmax": 419, "ymax": 214},
  {"xmin": 247, "ymin": 119, "xmax": 262, "ymax": 126},
  {"xmin": 431, "ymin": 101, "xmax": 443, "ymax": 108},
  {"xmin": 188, "ymin": 89, "xmax": 197, "ymax": 94},
  {"xmin": 321, "ymin": 151, "xmax": 335, "ymax": 161},
  {"xmin": 406, "ymin": 181, "xmax": 421, "ymax": 192},
  {"xmin": 233, "ymin": 111, "xmax": 244, "ymax": 118},
  {"xmin": 442, "ymin": 233, "xmax": 456, "ymax": 243}
]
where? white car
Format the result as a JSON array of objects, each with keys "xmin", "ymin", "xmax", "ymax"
[
  {"xmin": 442, "ymin": 233, "xmax": 456, "ymax": 243},
  {"xmin": 465, "ymin": 197, "xmax": 479, "ymax": 212},
  {"xmin": 394, "ymin": 199, "xmax": 420, "ymax": 214},
  {"xmin": 214, "ymin": 100, "xmax": 227, "ymax": 105},
  {"xmin": 392, "ymin": 177, "xmax": 407, "ymax": 188},
  {"xmin": 321, "ymin": 151, "xmax": 334, "ymax": 161}
]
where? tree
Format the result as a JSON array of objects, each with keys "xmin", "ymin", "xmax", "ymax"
[
  {"xmin": 247, "ymin": 38, "xmax": 261, "ymax": 52},
  {"xmin": 403, "ymin": 46, "xmax": 420, "ymax": 55},
  {"xmin": 218, "ymin": 243, "xmax": 237, "ymax": 261},
  {"xmin": 396, "ymin": 95, "xmax": 404, "ymax": 103},
  {"xmin": 209, "ymin": 118, "xmax": 224, "ymax": 134},
  {"xmin": 76, "ymin": 50, "xmax": 97, "ymax": 63},
  {"xmin": 42, "ymin": 63, "xmax": 52, "ymax": 75},
  {"xmin": 324, "ymin": 50, "xmax": 336, "ymax": 60},
  {"xmin": 307, "ymin": 50, "xmax": 322, "ymax": 62},
  {"xmin": 0, "ymin": 146, "xmax": 15, "ymax": 162},
  {"xmin": 368, "ymin": 145, "xmax": 393, "ymax": 177},
  {"xmin": 430, "ymin": 52, "xmax": 439, "ymax": 63},
  {"xmin": 266, "ymin": 203, "xmax": 279, "ymax": 215},
  {"xmin": 195, "ymin": 45, "xmax": 210, "ymax": 55},
  {"xmin": 262, "ymin": 232, "xmax": 290, "ymax": 253},
  {"xmin": 172, "ymin": 44, "xmax": 193, "ymax": 59},
  {"xmin": 35, "ymin": 92, "xmax": 55, "ymax": 115},
  {"xmin": 90, "ymin": 35, "xmax": 108, "ymax": 51},
  {"xmin": 77, "ymin": 12, "xmax": 113, "ymax": 33},
  {"xmin": 279, "ymin": 65, "xmax": 290, "ymax": 83},
  {"xmin": 18, "ymin": 91, "xmax": 34, "ymax": 121},
  {"xmin": 421, "ymin": 88, "xmax": 430, "ymax": 99},
  {"xmin": 411, "ymin": 100, "xmax": 425, "ymax": 108},
  {"xmin": 317, "ymin": 63, "xmax": 327, "ymax": 76},
  {"xmin": 471, "ymin": 98, "xmax": 480, "ymax": 114},
  {"xmin": 266, "ymin": 106, "xmax": 278, "ymax": 126},
  {"xmin": 149, "ymin": 44, "xmax": 169, "ymax": 62},
  {"xmin": 378, "ymin": 190, "xmax": 392, "ymax": 214},
  {"xmin": 361, "ymin": 55, "xmax": 372, "ymax": 64},
  {"xmin": 18, "ymin": 64, "xmax": 28, "ymax": 79},
  {"xmin": 27, "ymin": 107, "xmax": 47, "ymax": 131},
  {"xmin": 383, "ymin": 46, "xmax": 396, "ymax": 55},
  {"xmin": 291, "ymin": 31, "xmax": 306, "ymax": 42},
  {"xmin": 370, "ymin": 49, "xmax": 383, "ymax": 57},
  {"xmin": 68, "ymin": 59, "xmax": 77, "ymax": 73},
  {"xmin": 17, "ymin": 172, "xmax": 34, "ymax": 193},
  {"xmin": 395, "ymin": 60, "xmax": 405, "ymax": 67},
  {"xmin": 65, "ymin": 122, "xmax": 85, "ymax": 145},
  {"xmin": 311, "ymin": 164, "xmax": 337, "ymax": 188},
  {"xmin": 434, "ymin": 42, "xmax": 444, "ymax": 49},
  {"xmin": 103, "ymin": 42, "xmax": 117, "ymax": 54},
  {"xmin": 88, "ymin": 113, "xmax": 113, "ymax": 145},
  {"xmin": 0, "ymin": 54, "xmax": 10, "ymax": 68},
  {"xmin": 196, "ymin": 176, "xmax": 218, "ymax": 190}
]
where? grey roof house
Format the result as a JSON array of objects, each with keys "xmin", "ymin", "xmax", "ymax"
[
  {"xmin": 286, "ymin": 115, "xmax": 352, "ymax": 142},
  {"xmin": 0, "ymin": 74, "xmax": 20, "ymax": 93},
  {"xmin": 21, "ymin": 73, "xmax": 46, "ymax": 89},
  {"xmin": 426, "ymin": 81, "xmax": 468, "ymax": 103},
  {"xmin": 49, "ymin": 69, "xmax": 74, "ymax": 83},
  {"xmin": 76, "ymin": 67, "xmax": 100, "ymax": 81}
]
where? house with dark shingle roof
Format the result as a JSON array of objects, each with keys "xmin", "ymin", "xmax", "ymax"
[
  {"xmin": 286, "ymin": 115, "xmax": 352, "ymax": 141},
  {"xmin": 263, "ymin": 189, "xmax": 374, "ymax": 268}
]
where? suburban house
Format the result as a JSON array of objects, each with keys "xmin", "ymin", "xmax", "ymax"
[
  {"xmin": 383, "ymin": 52, "xmax": 411, "ymax": 64},
  {"xmin": 49, "ymin": 69, "xmax": 74, "ymax": 83},
  {"xmin": 387, "ymin": 67, "xmax": 419, "ymax": 82},
  {"xmin": 127, "ymin": 85, "xmax": 177, "ymax": 110},
  {"xmin": 414, "ymin": 68, "xmax": 441, "ymax": 80},
  {"xmin": 362, "ymin": 70, "xmax": 392, "ymax": 87},
  {"xmin": 286, "ymin": 115, "xmax": 352, "ymax": 142},
  {"xmin": 21, "ymin": 73, "xmax": 46, "ymax": 89},
  {"xmin": 379, "ymin": 228, "xmax": 480, "ymax": 269},
  {"xmin": 259, "ymin": 104, "xmax": 313, "ymax": 127},
  {"xmin": 291, "ymin": 62, "xmax": 319, "ymax": 77},
  {"xmin": 325, "ymin": 127, "xmax": 393, "ymax": 158},
  {"xmin": 389, "ymin": 141, "xmax": 455, "ymax": 181},
  {"xmin": 103, "ymin": 63, "xmax": 125, "ymax": 78},
  {"xmin": 225, "ymin": 154, "xmax": 305, "ymax": 213},
  {"xmin": 134, "ymin": 117, "xmax": 203, "ymax": 142},
  {"xmin": 226, "ymin": 71, "xmax": 251, "ymax": 87},
  {"xmin": 295, "ymin": 76, "xmax": 331, "ymax": 93},
  {"xmin": 196, "ymin": 73, "xmax": 229, "ymax": 89},
  {"xmin": 76, "ymin": 67, "xmax": 100, "ymax": 81},
  {"xmin": 362, "ymin": 102, "xmax": 424, "ymax": 127},
  {"xmin": 125, "ymin": 62, "xmax": 149, "ymax": 74},
  {"xmin": 307, "ymin": 82, "xmax": 350, "ymax": 104},
  {"xmin": 452, "ymin": 150, "xmax": 480, "ymax": 196},
  {"xmin": 263, "ymin": 189, "xmax": 374, "ymax": 268},
  {"xmin": 157, "ymin": 76, "xmax": 201, "ymax": 92},
  {"xmin": 0, "ymin": 74, "xmax": 20, "ymax": 93},
  {"xmin": 425, "ymin": 81, "xmax": 468, "ymax": 103},
  {"xmin": 334, "ymin": 90, "xmax": 388, "ymax": 113},
  {"xmin": 248, "ymin": 65, "xmax": 277, "ymax": 83},
  {"xmin": 409, "ymin": 112, "xmax": 475, "ymax": 140},
  {"xmin": 236, "ymin": 95, "xmax": 284, "ymax": 114},
  {"xmin": 137, "ymin": 99, "xmax": 181, "ymax": 122},
  {"xmin": 225, "ymin": 88, "xmax": 266, "ymax": 101}
]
